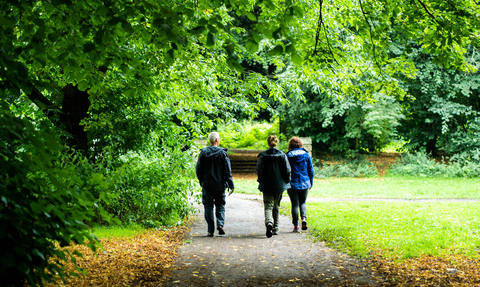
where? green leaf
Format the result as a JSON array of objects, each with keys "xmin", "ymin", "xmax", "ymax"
[
  {"xmin": 245, "ymin": 40, "xmax": 259, "ymax": 53},
  {"xmin": 124, "ymin": 88, "xmax": 135, "ymax": 97},
  {"xmin": 206, "ymin": 32, "xmax": 215, "ymax": 47},
  {"xmin": 292, "ymin": 5, "xmax": 304, "ymax": 17},
  {"xmin": 246, "ymin": 12, "xmax": 256, "ymax": 21},
  {"xmin": 273, "ymin": 27, "xmax": 282, "ymax": 39},
  {"xmin": 90, "ymin": 173, "xmax": 104, "ymax": 185},
  {"xmin": 77, "ymin": 81, "xmax": 89, "ymax": 91},
  {"xmin": 291, "ymin": 53, "xmax": 303, "ymax": 65},
  {"xmin": 83, "ymin": 42, "xmax": 95, "ymax": 53},
  {"xmin": 269, "ymin": 45, "xmax": 283, "ymax": 56}
]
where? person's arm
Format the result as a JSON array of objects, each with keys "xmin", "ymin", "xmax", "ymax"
[
  {"xmin": 283, "ymin": 153, "xmax": 292, "ymax": 183},
  {"xmin": 224, "ymin": 153, "xmax": 234, "ymax": 191},
  {"xmin": 196, "ymin": 151, "xmax": 204, "ymax": 186},
  {"xmin": 256, "ymin": 154, "xmax": 264, "ymax": 183},
  {"xmin": 307, "ymin": 154, "xmax": 314, "ymax": 188}
]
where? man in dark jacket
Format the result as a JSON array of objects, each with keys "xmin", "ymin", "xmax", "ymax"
[
  {"xmin": 256, "ymin": 135, "xmax": 291, "ymax": 238},
  {"xmin": 196, "ymin": 132, "xmax": 235, "ymax": 237}
]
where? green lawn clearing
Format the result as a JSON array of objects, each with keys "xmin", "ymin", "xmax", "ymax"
[
  {"xmin": 234, "ymin": 176, "xmax": 480, "ymax": 199},
  {"xmin": 282, "ymin": 201, "xmax": 480, "ymax": 260}
]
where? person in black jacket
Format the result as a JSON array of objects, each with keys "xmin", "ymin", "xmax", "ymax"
[
  {"xmin": 196, "ymin": 132, "xmax": 235, "ymax": 237},
  {"xmin": 256, "ymin": 135, "xmax": 291, "ymax": 238}
]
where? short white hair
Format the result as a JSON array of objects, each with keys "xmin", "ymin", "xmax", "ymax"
[{"xmin": 208, "ymin": 132, "xmax": 220, "ymax": 144}]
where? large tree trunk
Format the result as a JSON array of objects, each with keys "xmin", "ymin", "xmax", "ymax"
[
  {"xmin": 27, "ymin": 83, "xmax": 90, "ymax": 153},
  {"xmin": 60, "ymin": 84, "xmax": 90, "ymax": 152}
]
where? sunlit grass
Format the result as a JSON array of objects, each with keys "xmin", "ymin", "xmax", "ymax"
[
  {"xmin": 282, "ymin": 201, "xmax": 480, "ymax": 259},
  {"xmin": 310, "ymin": 176, "xmax": 480, "ymax": 199},
  {"xmin": 91, "ymin": 224, "xmax": 147, "ymax": 238},
  {"xmin": 234, "ymin": 176, "xmax": 480, "ymax": 199}
]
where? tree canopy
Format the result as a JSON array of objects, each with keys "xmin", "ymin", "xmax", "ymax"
[{"xmin": 1, "ymin": 0, "xmax": 480, "ymax": 286}]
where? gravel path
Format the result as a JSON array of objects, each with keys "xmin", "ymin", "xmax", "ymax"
[{"xmin": 165, "ymin": 193, "xmax": 386, "ymax": 287}]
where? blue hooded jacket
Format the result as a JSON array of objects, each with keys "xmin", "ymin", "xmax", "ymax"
[{"xmin": 286, "ymin": 148, "xmax": 314, "ymax": 190}]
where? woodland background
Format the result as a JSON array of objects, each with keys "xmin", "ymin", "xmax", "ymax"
[{"xmin": 1, "ymin": 0, "xmax": 480, "ymax": 286}]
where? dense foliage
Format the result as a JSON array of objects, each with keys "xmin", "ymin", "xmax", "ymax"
[
  {"xmin": 0, "ymin": 103, "xmax": 111, "ymax": 286},
  {"xmin": 1, "ymin": 0, "xmax": 480, "ymax": 285},
  {"xmin": 218, "ymin": 119, "xmax": 287, "ymax": 150}
]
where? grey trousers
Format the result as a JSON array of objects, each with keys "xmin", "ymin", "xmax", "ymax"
[
  {"xmin": 287, "ymin": 188, "xmax": 308, "ymax": 226},
  {"xmin": 263, "ymin": 192, "xmax": 283, "ymax": 232}
]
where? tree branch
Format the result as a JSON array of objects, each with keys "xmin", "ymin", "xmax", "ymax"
[
  {"xmin": 313, "ymin": 0, "xmax": 339, "ymax": 66},
  {"xmin": 25, "ymin": 83, "xmax": 56, "ymax": 117},
  {"xmin": 416, "ymin": 0, "xmax": 444, "ymax": 28},
  {"xmin": 358, "ymin": 0, "xmax": 385, "ymax": 79},
  {"xmin": 313, "ymin": 0, "xmax": 323, "ymax": 56}
]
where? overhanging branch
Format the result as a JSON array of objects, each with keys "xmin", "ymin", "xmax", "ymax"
[{"xmin": 358, "ymin": 0, "xmax": 385, "ymax": 79}]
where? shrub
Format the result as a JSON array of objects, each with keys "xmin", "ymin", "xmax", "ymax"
[
  {"xmin": 0, "ymin": 104, "xmax": 110, "ymax": 286},
  {"xmin": 314, "ymin": 156, "xmax": 379, "ymax": 178},
  {"xmin": 98, "ymin": 149, "xmax": 198, "ymax": 227},
  {"xmin": 388, "ymin": 151, "xmax": 480, "ymax": 178}
]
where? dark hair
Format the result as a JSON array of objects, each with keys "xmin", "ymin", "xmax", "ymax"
[
  {"xmin": 288, "ymin": 137, "xmax": 303, "ymax": 150},
  {"xmin": 267, "ymin": 135, "xmax": 278, "ymax": 148}
]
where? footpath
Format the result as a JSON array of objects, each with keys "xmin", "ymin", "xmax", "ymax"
[{"xmin": 164, "ymin": 193, "xmax": 386, "ymax": 287}]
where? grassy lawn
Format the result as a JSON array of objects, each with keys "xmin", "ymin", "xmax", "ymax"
[
  {"xmin": 234, "ymin": 176, "xmax": 480, "ymax": 199},
  {"xmin": 281, "ymin": 201, "xmax": 480, "ymax": 259},
  {"xmin": 90, "ymin": 224, "xmax": 147, "ymax": 238}
]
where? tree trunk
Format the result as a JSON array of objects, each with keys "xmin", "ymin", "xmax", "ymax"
[
  {"xmin": 60, "ymin": 84, "xmax": 91, "ymax": 152},
  {"xmin": 426, "ymin": 135, "xmax": 437, "ymax": 157},
  {"xmin": 26, "ymin": 82, "xmax": 91, "ymax": 153}
]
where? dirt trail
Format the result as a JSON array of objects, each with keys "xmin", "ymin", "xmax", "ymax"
[{"xmin": 165, "ymin": 193, "xmax": 386, "ymax": 287}]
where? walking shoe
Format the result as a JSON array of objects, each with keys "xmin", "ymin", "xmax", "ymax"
[
  {"xmin": 272, "ymin": 230, "xmax": 278, "ymax": 235},
  {"xmin": 207, "ymin": 232, "xmax": 214, "ymax": 237},
  {"xmin": 301, "ymin": 218, "xmax": 308, "ymax": 230},
  {"xmin": 266, "ymin": 223, "xmax": 273, "ymax": 238},
  {"xmin": 217, "ymin": 226, "xmax": 225, "ymax": 235},
  {"xmin": 293, "ymin": 226, "xmax": 300, "ymax": 233}
]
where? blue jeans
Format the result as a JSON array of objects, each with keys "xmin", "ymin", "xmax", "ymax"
[
  {"xmin": 287, "ymin": 189, "xmax": 308, "ymax": 226},
  {"xmin": 202, "ymin": 188, "xmax": 226, "ymax": 233}
]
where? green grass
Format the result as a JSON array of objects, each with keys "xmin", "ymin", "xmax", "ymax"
[
  {"xmin": 283, "ymin": 201, "xmax": 480, "ymax": 259},
  {"xmin": 310, "ymin": 176, "xmax": 480, "ymax": 199},
  {"xmin": 234, "ymin": 176, "xmax": 480, "ymax": 199},
  {"xmin": 234, "ymin": 179, "xmax": 263, "ymax": 195},
  {"xmin": 90, "ymin": 224, "xmax": 147, "ymax": 238}
]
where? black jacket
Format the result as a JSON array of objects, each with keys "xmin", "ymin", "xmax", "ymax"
[
  {"xmin": 196, "ymin": 146, "xmax": 234, "ymax": 192},
  {"xmin": 256, "ymin": 148, "xmax": 291, "ymax": 193}
]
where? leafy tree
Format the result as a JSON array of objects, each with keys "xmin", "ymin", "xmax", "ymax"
[
  {"xmin": 2, "ymin": 0, "xmax": 480, "ymax": 286},
  {"xmin": 398, "ymin": 46, "xmax": 480, "ymax": 155}
]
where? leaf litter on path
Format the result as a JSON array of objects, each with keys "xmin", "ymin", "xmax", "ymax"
[{"xmin": 47, "ymin": 226, "xmax": 188, "ymax": 287}]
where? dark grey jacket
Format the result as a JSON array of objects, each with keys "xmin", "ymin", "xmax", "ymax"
[
  {"xmin": 256, "ymin": 148, "xmax": 291, "ymax": 193},
  {"xmin": 196, "ymin": 146, "xmax": 234, "ymax": 192}
]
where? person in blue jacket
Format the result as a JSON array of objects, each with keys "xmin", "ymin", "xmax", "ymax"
[{"xmin": 286, "ymin": 137, "xmax": 314, "ymax": 232}]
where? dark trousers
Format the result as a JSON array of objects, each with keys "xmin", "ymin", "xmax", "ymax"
[
  {"xmin": 287, "ymin": 189, "xmax": 308, "ymax": 226},
  {"xmin": 202, "ymin": 188, "xmax": 226, "ymax": 233}
]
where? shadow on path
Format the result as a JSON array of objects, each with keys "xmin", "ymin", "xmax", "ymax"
[{"xmin": 165, "ymin": 194, "xmax": 386, "ymax": 287}]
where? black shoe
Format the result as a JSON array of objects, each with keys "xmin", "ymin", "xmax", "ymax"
[
  {"xmin": 217, "ymin": 226, "xmax": 225, "ymax": 235},
  {"xmin": 207, "ymin": 232, "xmax": 214, "ymax": 237},
  {"xmin": 266, "ymin": 223, "xmax": 273, "ymax": 238},
  {"xmin": 301, "ymin": 218, "xmax": 308, "ymax": 231}
]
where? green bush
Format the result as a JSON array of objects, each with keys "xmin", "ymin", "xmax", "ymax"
[
  {"xmin": 0, "ymin": 104, "xmax": 111, "ymax": 286},
  {"xmin": 388, "ymin": 151, "xmax": 480, "ymax": 177},
  {"xmin": 98, "ymin": 149, "xmax": 198, "ymax": 227},
  {"xmin": 218, "ymin": 119, "xmax": 287, "ymax": 150},
  {"xmin": 314, "ymin": 156, "xmax": 379, "ymax": 178}
]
